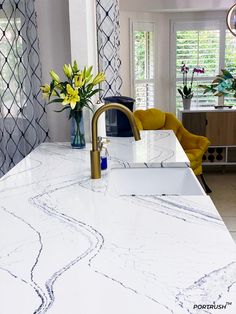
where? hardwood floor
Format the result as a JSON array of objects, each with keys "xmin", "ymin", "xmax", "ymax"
[{"xmin": 204, "ymin": 171, "xmax": 236, "ymax": 243}]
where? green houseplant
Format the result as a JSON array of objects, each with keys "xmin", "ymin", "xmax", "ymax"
[
  {"xmin": 41, "ymin": 61, "xmax": 105, "ymax": 148},
  {"xmin": 199, "ymin": 69, "xmax": 236, "ymax": 99}
]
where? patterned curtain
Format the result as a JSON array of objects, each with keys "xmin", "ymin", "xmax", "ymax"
[
  {"xmin": 96, "ymin": 0, "xmax": 122, "ymax": 97},
  {"xmin": 0, "ymin": 0, "xmax": 48, "ymax": 177}
]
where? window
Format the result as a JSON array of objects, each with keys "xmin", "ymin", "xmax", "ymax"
[
  {"xmin": 173, "ymin": 20, "xmax": 236, "ymax": 109},
  {"xmin": 224, "ymin": 30, "xmax": 236, "ymax": 106},
  {"xmin": 131, "ymin": 21, "xmax": 155, "ymax": 109}
]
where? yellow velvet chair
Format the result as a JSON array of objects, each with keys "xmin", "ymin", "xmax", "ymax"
[{"xmin": 134, "ymin": 108, "xmax": 211, "ymax": 192}]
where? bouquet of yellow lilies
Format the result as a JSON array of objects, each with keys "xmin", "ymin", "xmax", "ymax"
[
  {"xmin": 41, "ymin": 61, "xmax": 105, "ymax": 148},
  {"xmin": 41, "ymin": 60, "xmax": 105, "ymax": 113}
]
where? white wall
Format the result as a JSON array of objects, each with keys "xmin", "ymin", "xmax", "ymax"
[
  {"xmin": 35, "ymin": 0, "xmax": 71, "ymax": 142},
  {"xmin": 36, "ymin": 0, "xmax": 98, "ymax": 142},
  {"xmin": 120, "ymin": 10, "xmax": 228, "ymax": 113},
  {"xmin": 68, "ymin": 0, "xmax": 98, "ymax": 142}
]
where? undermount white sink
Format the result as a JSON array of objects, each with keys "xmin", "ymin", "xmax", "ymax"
[{"xmin": 107, "ymin": 168, "xmax": 205, "ymax": 196}]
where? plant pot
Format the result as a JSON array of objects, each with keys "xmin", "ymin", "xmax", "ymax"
[
  {"xmin": 183, "ymin": 98, "xmax": 191, "ymax": 110},
  {"xmin": 70, "ymin": 110, "xmax": 86, "ymax": 149}
]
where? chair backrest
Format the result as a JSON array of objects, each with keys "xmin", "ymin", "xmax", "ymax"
[
  {"xmin": 134, "ymin": 108, "xmax": 166, "ymax": 130},
  {"xmin": 134, "ymin": 108, "xmax": 185, "ymax": 141},
  {"xmin": 164, "ymin": 112, "xmax": 184, "ymax": 140}
]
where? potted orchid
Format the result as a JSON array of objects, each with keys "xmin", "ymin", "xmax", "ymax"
[
  {"xmin": 177, "ymin": 62, "xmax": 204, "ymax": 109},
  {"xmin": 41, "ymin": 61, "xmax": 105, "ymax": 148}
]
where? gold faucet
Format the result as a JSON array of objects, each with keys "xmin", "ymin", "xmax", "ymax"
[{"xmin": 90, "ymin": 103, "xmax": 141, "ymax": 179}]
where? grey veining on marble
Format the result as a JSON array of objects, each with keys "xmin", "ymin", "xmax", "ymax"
[{"xmin": 0, "ymin": 136, "xmax": 236, "ymax": 314}]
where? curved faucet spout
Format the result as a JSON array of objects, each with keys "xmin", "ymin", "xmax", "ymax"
[{"xmin": 90, "ymin": 103, "xmax": 141, "ymax": 179}]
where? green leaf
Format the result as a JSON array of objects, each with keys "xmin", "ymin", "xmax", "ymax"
[
  {"xmin": 87, "ymin": 88, "xmax": 101, "ymax": 98},
  {"xmin": 54, "ymin": 106, "xmax": 70, "ymax": 113},
  {"xmin": 214, "ymin": 92, "xmax": 224, "ymax": 97},
  {"xmin": 232, "ymin": 79, "xmax": 236, "ymax": 89},
  {"xmin": 212, "ymin": 78, "xmax": 223, "ymax": 84},
  {"xmin": 177, "ymin": 88, "xmax": 184, "ymax": 98},
  {"xmin": 221, "ymin": 69, "xmax": 233, "ymax": 79},
  {"xmin": 183, "ymin": 85, "xmax": 188, "ymax": 95},
  {"xmin": 198, "ymin": 84, "xmax": 208, "ymax": 89},
  {"xmin": 68, "ymin": 110, "xmax": 73, "ymax": 120},
  {"xmin": 183, "ymin": 85, "xmax": 191, "ymax": 96},
  {"xmin": 50, "ymin": 81, "xmax": 55, "ymax": 91},
  {"xmin": 187, "ymin": 88, "xmax": 192, "ymax": 95},
  {"xmin": 84, "ymin": 103, "xmax": 94, "ymax": 112},
  {"xmin": 85, "ymin": 83, "xmax": 93, "ymax": 93},
  {"xmin": 47, "ymin": 99, "xmax": 63, "ymax": 105},
  {"xmin": 202, "ymin": 87, "xmax": 213, "ymax": 94}
]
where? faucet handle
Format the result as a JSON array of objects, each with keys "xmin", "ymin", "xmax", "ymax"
[
  {"xmin": 97, "ymin": 136, "xmax": 110, "ymax": 151},
  {"xmin": 97, "ymin": 136, "xmax": 103, "ymax": 151},
  {"xmin": 101, "ymin": 137, "xmax": 110, "ymax": 144}
]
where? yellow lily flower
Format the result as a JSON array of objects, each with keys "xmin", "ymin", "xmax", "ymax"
[
  {"xmin": 41, "ymin": 84, "xmax": 51, "ymax": 99},
  {"xmin": 74, "ymin": 74, "xmax": 85, "ymax": 88},
  {"xmin": 50, "ymin": 70, "xmax": 60, "ymax": 83},
  {"xmin": 63, "ymin": 64, "xmax": 73, "ymax": 78},
  {"xmin": 92, "ymin": 72, "xmax": 105, "ymax": 85},
  {"xmin": 60, "ymin": 84, "xmax": 80, "ymax": 110}
]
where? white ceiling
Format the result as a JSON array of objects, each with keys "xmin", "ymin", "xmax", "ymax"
[{"xmin": 119, "ymin": 0, "xmax": 235, "ymax": 12}]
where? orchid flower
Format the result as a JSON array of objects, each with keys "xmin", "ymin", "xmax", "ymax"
[{"xmin": 178, "ymin": 62, "xmax": 204, "ymax": 99}]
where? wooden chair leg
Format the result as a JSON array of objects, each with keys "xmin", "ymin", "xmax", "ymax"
[{"xmin": 200, "ymin": 174, "xmax": 212, "ymax": 194}]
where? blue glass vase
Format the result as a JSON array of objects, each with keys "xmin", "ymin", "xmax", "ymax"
[{"xmin": 70, "ymin": 110, "xmax": 86, "ymax": 149}]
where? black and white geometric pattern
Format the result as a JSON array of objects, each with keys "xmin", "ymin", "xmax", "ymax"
[
  {"xmin": 96, "ymin": 0, "xmax": 122, "ymax": 98},
  {"xmin": 0, "ymin": 0, "xmax": 48, "ymax": 178}
]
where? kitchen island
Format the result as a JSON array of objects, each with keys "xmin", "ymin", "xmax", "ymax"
[{"xmin": 0, "ymin": 131, "xmax": 236, "ymax": 314}]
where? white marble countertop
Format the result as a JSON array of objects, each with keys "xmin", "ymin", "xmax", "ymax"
[
  {"xmin": 107, "ymin": 130, "xmax": 189, "ymax": 168},
  {"xmin": 0, "ymin": 132, "xmax": 236, "ymax": 314}
]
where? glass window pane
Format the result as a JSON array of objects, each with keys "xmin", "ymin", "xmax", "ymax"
[
  {"xmin": 133, "ymin": 25, "xmax": 155, "ymax": 110},
  {"xmin": 134, "ymin": 30, "xmax": 154, "ymax": 80},
  {"xmin": 176, "ymin": 29, "xmax": 220, "ymax": 108},
  {"xmin": 224, "ymin": 95, "xmax": 236, "ymax": 107},
  {"xmin": 176, "ymin": 30, "xmax": 220, "ymax": 78},
  {"xmin": 135, "ymin": 82, "xmax": 154, "ymax": 109},
  {"xmin": 225, "ymin": 30, "xmax": 236, "ymax": 75},
  {"xmin": 134, "ymin": 31, "xmax": 145, "ymax": 80}
]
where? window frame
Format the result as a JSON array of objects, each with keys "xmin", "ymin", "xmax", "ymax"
[
  {"xmin": 170, "ymin": 17, "xmax": 231, "ymax": 112},
  {"xmin": 130, "ymin": 19, "xmax": 156, "ymax": 110}
]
